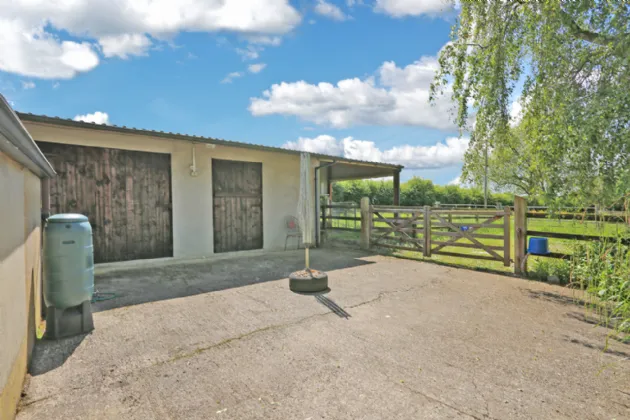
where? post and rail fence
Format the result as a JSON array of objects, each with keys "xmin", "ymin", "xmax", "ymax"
[{"xmin": 321, "ymin": 196, "xmax": 630, "ymax": 275}]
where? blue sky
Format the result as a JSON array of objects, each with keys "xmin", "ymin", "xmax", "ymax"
[{"xmin": 0, "ymin": 0, "xmax": 468, "ymax": 184}]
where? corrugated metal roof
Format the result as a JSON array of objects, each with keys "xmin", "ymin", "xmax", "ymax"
[{"xmin": 17, "ymin": 112, "xmax": 404, "ymax": 171}]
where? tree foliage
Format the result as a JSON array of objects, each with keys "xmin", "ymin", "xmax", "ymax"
[{"xmin": 432, "ymin": 0, "xmax": 630, "ymax": 206}]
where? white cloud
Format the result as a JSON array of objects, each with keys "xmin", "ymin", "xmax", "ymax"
[
  {"xmin": 0, "ymin": 19, "xmax": 99, "ymax": 79},
  {"xmin": 248, "ymin": 63, "xmax": 267, "ymax": 74},
  {"xmin": 236, "ymin": 45, "xmax": 261, "ymax": 61},
  {"xmin": 245, "ymin": 35, "xmax": 282, "ymax": 46},
  {"xmin": 74, "ymin": 111, "xmax": 109, "ymax": 125},
  {"xmin": 448, "ymin": 175, "xmax": 461, "ymax": 185},
  {"xmin": 221, "ymin": 71, "xmax": 244, "ymax": 84},
  {"xmin": 250, "ymin": 54, "xmax": 456, "ymax": 130},
  {"xmin": 283, "ymin": 135, "xmax": 469, "ymax": 169},
  {"xmin": 374, "ymin": 0, "xmax": 453, "ymax": 17},
  {"xmin": 285, "ymin": 135, "xmax": 344, "ymax": 155},
  {"xmin": 52, "ymin": 82, "xmax": 60, "ymax": 89},
  {"xmin": 0, "ymin": 0, "xmax": 301, "ymax": 78},
  {"xmin": 21, "ymin": 81, "xmax": 35, "ymax": 89},
  {"xmin": 99, "ymin": 34, "xmax": 152, "ymax": 59},
  {"xmin": 315, "ymin": 0, "xmax": 348, "ymax": 21}
]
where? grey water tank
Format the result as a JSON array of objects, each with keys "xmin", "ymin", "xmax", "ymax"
[{"xmin": 43, "ymin": 214, "xmax": 94, "ymax": 310}]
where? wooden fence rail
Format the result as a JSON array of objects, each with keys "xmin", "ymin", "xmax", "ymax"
[{"xmin": 526, "ymin": 212, "xmax": 627, "ymax": 223}]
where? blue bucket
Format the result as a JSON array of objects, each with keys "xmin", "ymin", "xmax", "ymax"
[{"xmin": 528, "ymin": 237, "xmax": 550, "ymax": 255}]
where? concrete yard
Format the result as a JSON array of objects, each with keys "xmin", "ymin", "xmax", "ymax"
[{"xmin": 18, "ymin": 249, "xmax": 630, "ymax": 419}]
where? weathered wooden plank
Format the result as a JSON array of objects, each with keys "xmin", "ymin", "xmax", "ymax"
[
  {"xmin": 372, "ymin": 227, "xmax": 424, "ymax": 233},
  {"xmin": 514, "ymin": 196, "xmax": 527, "ymax": 274},
  {"xmin": 527, "ymin": 230, "xmax": 629, "ymax": 244},
  {"xmin": 432, "ymin": 223, "xmax": 505, "ymax": 229},
  {"xmin": 103, "ymin": 149, "xmax": 114, "ymax": 260},
  {"xmin": 526, "ymin": 212, "xmax": 627, "ymax": 223},
  {"xmin": 321, "ymin": 204, "xmax": 359, "ymax": 209},
  {"xmin": 372, "ymin": 243, "xmax": 424, "ymax": 253},
  {"xmin": 327, "ymin": 227, "xmax": 360, "ymax": 232},
  {"xmin": 94, "ymin": 147, "xmax": 105, "ymax": 262},
  {"xmin": 371, "ymin": 218, "xmax": 424, "ymax": 224},
  {"xmin": 431, "ymin": 231, "xmax": 504, "ymax": 240},
  {"xmin": 430, "ymin": 210, "xmax": 503, "ymax": 216},
  {"xmin": 325, "ymin": 216, "xmax": 363, "ymax": 221},
  {"xmin": 373, "ymin": 236, "xmax": 424, "ymax": 246},
  {"xmin": 423, "ymin": 206, "xmax": 431, "ymax": 257},
  {"xmin": 431, "ymin": 241, "xmax": 504, "ymax": 250},
  {"xmin": 125, "ymin": 150, "xmax": 137, "ymax": 260},
  {"xmin": 109, "ymin": 149, "xmax": 127, "ymax": 260},
  {"xmin": 371, "ymin": 206, "xmax": 425, "ymax": 212},
  {"xmin": 432, "ymin": 251, "xmax": 500, "ymax": 262},
  {"xmin": 504, "ymin": 206, "xmax": 511, "ymax": 267}
]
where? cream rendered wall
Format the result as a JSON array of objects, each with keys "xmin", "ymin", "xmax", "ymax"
[
  {"xmin": 23, "ymin": 122, "xmax": 316, "ymax": 259},
  {"xmin": 0, "ymin": 150, "xmax": 42, "ymax": 420}
]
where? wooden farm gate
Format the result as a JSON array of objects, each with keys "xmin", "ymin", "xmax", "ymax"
[
  {"xmin": 37, "ymin": 142, "xmax": 173, "ymax": 263},
  {"xmin": 367, "ymin": 204, "xmax": 511, "ymax": 266},
  {"xmin": 212, "ymin": 159, "xmax": 263, "ymax": 253}
]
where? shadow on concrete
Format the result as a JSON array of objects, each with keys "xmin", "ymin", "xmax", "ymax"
[
  {"xmin": 315, "ymin": 295, "xmax": 351, "ymax": 319},
  {"xmin": 386, "ymin": 249, "xmax": 515, "ymax": 278},
  {"xmin": 565, "ymin": 337, "xmax": 630, "ymax": 359},
  {"xmin": 526, "ymin": 290, "xmax": 587, "ymax": 307},
  {"xmin": 566, "ymin": 312, "xmax": 629, "ymax": 343},
  {"xmin": 29, "ymin": 334, "xmax": 88, "ymax": 376},
  {"xmin": 92, "ymin": 249, "xmax": 375, "ymax": 313}
]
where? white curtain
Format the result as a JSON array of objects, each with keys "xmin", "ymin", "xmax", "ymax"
[{"xmin": 297, "ymin": 152, "xmax": 314, "ymax": 247}]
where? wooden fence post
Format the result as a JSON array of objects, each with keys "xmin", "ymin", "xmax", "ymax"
[
  {"xmin": 514, "ymin": 196, "xmax": 527, "ymax": 274},
  {"xmin": 423, "ymin": 205, "xmax": 431, "ymax": 257},
  {"xmin": 504, "ymin": 206, "xmax": 511, "ymax": 267},
  {"xmin": 360, "ymin": 197, "xmax": 371, "ymax": 250}
]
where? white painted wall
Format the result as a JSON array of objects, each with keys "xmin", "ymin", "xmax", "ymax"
[
  {"xmin": 0, "ymin": 150, "xmax": 42, "ymax": 418},
  {"xmin": 24, "ymin": 122, "xmax": 317, "ymax": 259}
]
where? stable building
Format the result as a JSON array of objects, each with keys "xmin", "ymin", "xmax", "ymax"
[{"xmin": 18, "ymin": 113, "xmax": 403, "ymax": 264}]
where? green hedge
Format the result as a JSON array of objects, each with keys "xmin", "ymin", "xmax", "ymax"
[{"xmin": 331, "ymin": 177, "xmax": 537, "ymax": 207}]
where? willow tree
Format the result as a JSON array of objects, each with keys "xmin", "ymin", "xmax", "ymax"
[{"xmin": 432, "ymin": 1, "xmax": 630, "ymax": 206}]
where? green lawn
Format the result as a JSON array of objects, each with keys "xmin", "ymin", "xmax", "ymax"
[{"xmin": 322, "ymin": 210, "xmax": 629, "ymax": 275}]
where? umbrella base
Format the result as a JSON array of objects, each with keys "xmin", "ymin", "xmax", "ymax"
[{"xmin": 289, "ymin": 269, "xmax": 328, "ymax": 293}]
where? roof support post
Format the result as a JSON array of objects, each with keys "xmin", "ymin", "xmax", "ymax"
[{"xmin": 393, "ymin": 169, "xmax": 401, "ymax": 206}]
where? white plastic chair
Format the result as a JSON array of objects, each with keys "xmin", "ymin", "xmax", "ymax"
[{"xmin": 284, "ymin": 216, "xmax": 302, "ymax": 250}]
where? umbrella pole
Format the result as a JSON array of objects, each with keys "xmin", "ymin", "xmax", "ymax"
[{"xmin": 305, "ymin": 247, "xmax": 310, "ymax": 269}]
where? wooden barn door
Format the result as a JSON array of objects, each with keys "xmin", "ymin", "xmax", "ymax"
[
  {"xmin": 212, "ymin": 159, "xmax": 263, "ymax": 253},
  {"xmin": 37, "ymin": 142, "xmax": 173, "ymax": 263}
]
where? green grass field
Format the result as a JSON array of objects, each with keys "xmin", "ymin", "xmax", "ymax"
[{"xmin": 322, "ymin": 209, "xmax": 629, "ymax": 275}]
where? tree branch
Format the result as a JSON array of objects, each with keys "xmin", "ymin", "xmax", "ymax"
[
  {"xmin": 454, "ymin": 42, "xmax": 488, "ymax": 50},
  {"xmin": 559, "ymin": 8, "xmax": 628, "ymax": 46}
]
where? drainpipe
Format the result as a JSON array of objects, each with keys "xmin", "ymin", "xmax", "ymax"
[
  {"xmin": 314, "ymin": 161, "xmax": 337, "ymax": 247},
  {"xmin": 41, "ymin": 178, "xmax": 51, "ymax": 221}
]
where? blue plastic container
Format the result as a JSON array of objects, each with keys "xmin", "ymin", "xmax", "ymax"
[{"xmin": 528, "ymin": 237, "xmax": 550, "ymax": 255}]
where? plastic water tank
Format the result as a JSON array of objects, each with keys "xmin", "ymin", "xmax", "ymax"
[{"xmin": 43, "ymin": 214, "xmax": 94, "ymax": 310}]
